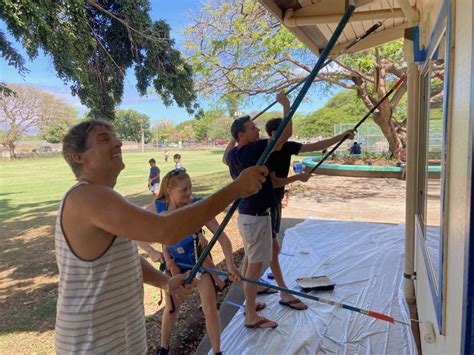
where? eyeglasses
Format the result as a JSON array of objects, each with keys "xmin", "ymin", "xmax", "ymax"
[{"xmin": 170, "ymin": 167, "xmax": 186, "ymax": 176}]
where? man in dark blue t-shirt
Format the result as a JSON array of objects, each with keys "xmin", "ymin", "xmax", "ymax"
[
  {"xmin": 148, "ymin": 158, "xmax": 161, "ymax": 195},
  {"xmin": 224, "ymin": 92, "xmax": 308, "ymax": 329}
]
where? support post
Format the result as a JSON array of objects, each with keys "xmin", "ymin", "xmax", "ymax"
[{"xmin": 404, "ymin": 60, "xmax": 420, "ymax": 303}]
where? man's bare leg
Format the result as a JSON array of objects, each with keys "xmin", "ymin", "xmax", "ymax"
[
  {"xmin": 269, "ymin": 238, "xmax": 307, "ymax": 308},
  {"xmin": 244, "ymin": 261, "xmax": 277, "ymax": 328}
]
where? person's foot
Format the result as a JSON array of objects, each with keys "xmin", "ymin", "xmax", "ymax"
[
  {"xmin": 279, "ymin": 295, "xmax": 308, "ymax": 310},
  {"xmin": 243, "ymin": 302, "xmax": 266, "ymax": 315},
  {"xmin": 244, "ymin": 316, "xmax": 278, "ymax": 329},
  {"xmin": 156, "ymin": 346, "xmax": 169, "ymax": 355}
]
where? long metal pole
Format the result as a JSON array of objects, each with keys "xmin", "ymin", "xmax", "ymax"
[
  {"xmin": 251, "ymin": 22, "xmax": 382, "ymax": 121},
  {"xmin": 309, "ymin": 76, "xmax": 406, "ymax": 174},
  {"xmin": 185, "ymin": 4, "xmax": 357, "ymax": 284},
  {"xmin": 179, "ymin": 262, "xmax": 409, "ymax": 325}
]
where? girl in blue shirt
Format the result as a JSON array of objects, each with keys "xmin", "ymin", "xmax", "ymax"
[{"xmin": 139, "ymin": 168, "xmax": 241, "ymax": 355}]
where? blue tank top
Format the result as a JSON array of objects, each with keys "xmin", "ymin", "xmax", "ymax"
[{"xmin": 155, "ymin": 198, "xmax": 202, "ymax": 267}]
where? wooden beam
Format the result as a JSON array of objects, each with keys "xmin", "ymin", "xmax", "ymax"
[{"xmin": 330, "ymin": 22, "xmax": 411, "ymax": 55}]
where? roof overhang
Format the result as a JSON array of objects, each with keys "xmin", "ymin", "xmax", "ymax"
[{"xmin": 258, "ymin": 0, "xmax": 420, "ymax": 56}]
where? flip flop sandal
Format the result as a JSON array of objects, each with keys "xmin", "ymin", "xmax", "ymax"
[
  {"xmin": 244, "ymin": 317, "xmax": 278, "ymax": 329},
  {"xmin": 256, "ymin": 287, "xmax": 278, "ymax": 295},
  {"xmin": 243, "ymin": 302, "xmax": 266, "ymax": 315},
  {"xmin": 279, "ymin": 298, "xmax": 308, "ymax": 310}
]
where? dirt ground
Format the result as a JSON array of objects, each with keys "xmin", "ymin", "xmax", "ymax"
[{"xmin": 0, "ymin": 174, "xmax": 408, "ymax": 354}]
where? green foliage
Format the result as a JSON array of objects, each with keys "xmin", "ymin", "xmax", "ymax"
[
  {"xmin": 184, "ymin": 0, "xmax": 311, "ymax": 102},
  {"xmin": 192, "ymin": 109, "xmax": 230, "ymax": 141},
  {"xmin": 114, "ymin": 109, "xmax": 151, "ymax": 143},
  {"xmin": 174, "ymin": 120, "xmax": 196, "ymax": 141},
  {"xmin": 151, "ymin": 119, "xmax": 175, "ymax": 144},
  {"xmin": 0, "ymin": 0, "xmax": 198, "ymax": 119},
  {"xmin": 39, "ymin": 115, "xmax": 77, "ymax": 144},
  {"xmin": 0, "ymin": 84, "xmax": 77, "ymax": 154},
  {"xmin": 294, "ymin": 91, "xmax": 367, "ymax": 138}
]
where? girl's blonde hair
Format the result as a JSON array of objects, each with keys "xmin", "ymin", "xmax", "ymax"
[{"xmin": 155, "ymin": 169, "xmax": 191, "ymax": 202}]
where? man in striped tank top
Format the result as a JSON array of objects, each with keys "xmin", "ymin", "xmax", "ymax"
[{"xmin": 56, "ymin": 119, "xmax": 269, "ymax": 354}]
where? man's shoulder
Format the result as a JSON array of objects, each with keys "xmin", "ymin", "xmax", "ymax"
[
  {"xmin": 65, "ymin": 183, "xmax": 116, "ymax": 207},
  {"xmin": 276, "ymin": 141, "xmax": 301, "ymax": 155}
]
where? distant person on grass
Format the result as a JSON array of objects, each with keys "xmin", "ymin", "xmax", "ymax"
[
  {"xmin": 55, "ymin": 119, "xmax": 268, "ymax": 354},
  {"xmin": 173, "ymin": 153, "xmax": 183, "ymax": 169},
  {"xmin": 139, "ymin": 169, "xmax": 241, "ymax": 355},
  {"xmin": 223, "ymin": 92, "xmax": 307, "ymax": 330},
  {"xmin": 148, "ymin": 158, "xmax": 161, "ymax": 195},
  {"xmin": 164, "ymin": 149, "xmax": 169, "ymax": 163}
]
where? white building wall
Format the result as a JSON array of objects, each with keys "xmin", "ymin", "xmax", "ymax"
[{"xmin": 415, "ymin": 0, "xmax": 474, "ymax": 353}]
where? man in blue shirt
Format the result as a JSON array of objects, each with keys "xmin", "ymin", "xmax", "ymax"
[
  {"xmin": 148, "ymin": 158, "xmax": 161, "ymax": 195},
  {"xmin": 224, "ymin": 93, "xmax": 307, "ymax": 330}
]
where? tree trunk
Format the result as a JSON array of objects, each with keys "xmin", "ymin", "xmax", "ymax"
[
  {"xmin": 8, "ymin": 141, "xmax": 16, "ymax": 159},
  {"xmin": 371, "ymin": 100, "xmax": 404, "ymax": 158}
]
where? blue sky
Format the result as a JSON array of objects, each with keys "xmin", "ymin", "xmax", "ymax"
[{"xmin": 0, "ymin": 0, "xmax": 329, "ymax": 124}]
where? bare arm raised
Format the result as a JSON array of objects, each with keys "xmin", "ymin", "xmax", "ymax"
[
  {"xmin": 299, "ymin": 130, "xmax": 355, "ymax": 153},
  {"xmin": 62, "ymin": 165, "xmax": 268, "ymax": 259}
]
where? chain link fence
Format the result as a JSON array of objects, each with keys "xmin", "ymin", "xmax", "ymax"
[{"xmin": 334, "ymin": 122, "xmax": 442, "ymax": 156}]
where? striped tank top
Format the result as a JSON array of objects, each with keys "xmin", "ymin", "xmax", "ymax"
[{"xmin": 54, "ymin": 183, "xmax": 146, "ymax": 354}]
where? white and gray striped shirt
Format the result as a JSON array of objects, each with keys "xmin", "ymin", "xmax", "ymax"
[{"xmin": 54, "ymin": 183, "xmax": 146, "ymax": 354}]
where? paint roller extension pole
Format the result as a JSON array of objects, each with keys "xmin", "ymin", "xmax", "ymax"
[
  {"xmin": 251, "ymin": 21, "xmax": 382, "ymax": 121},
  {"xmin": 179, "ymin": 262, "xmax": 409, "ymax": 326},
  {"xmin": 185, "ymin": 4, "xmax": 357, "ymax": 285},
  {"xmin": 310, "ymin": 76, "xmax": 406, "ymax": 174}
]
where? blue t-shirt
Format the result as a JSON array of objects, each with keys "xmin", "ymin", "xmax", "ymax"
[
  {"xmin": 227, "ymin": 139, "xmax": 276, "ymax": 214},
  {"xmin": 155, "ymin": 198, "xmax": 201, "ymax": 269},
  {"xmin": 149, "ymin": 166, "xmax": 160, "ymax": 185}
]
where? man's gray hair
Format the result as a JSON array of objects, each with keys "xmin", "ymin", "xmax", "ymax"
[{"xmin": 62, "ymin": 119, "xmax": 114, "ymax": 177}]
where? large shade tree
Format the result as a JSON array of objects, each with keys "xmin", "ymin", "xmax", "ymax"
[
  {"xmin": 0, "ymin": 0, "xmax": 199, "ymax": 119},
  {"xmin": 185, "ymin": 0, "xmax": 408, "ymax": 157},
  {"xmin": 0, "ymin": 84, "xmax": 77, "ymax": 157}
]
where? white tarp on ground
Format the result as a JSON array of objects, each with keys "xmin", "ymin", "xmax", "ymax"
[{"xmin": 215, "ymin": 218, "xmax": 417, "ymax": 355}]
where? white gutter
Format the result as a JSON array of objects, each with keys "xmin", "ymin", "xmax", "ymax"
[{"xmin": 284, "ymin": 8, "xmax": 405, "ymax": 27}]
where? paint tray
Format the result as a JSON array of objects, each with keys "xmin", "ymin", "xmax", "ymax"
[{"xmin": 296, "ymin": 276, "xmax": 335, "ymax": 292}]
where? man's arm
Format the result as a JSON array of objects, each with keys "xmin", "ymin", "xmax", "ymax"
[
  {"xmin": 140, "ymin": 256, "xmax": 192, "ymax": 298},
  {"xmin": 141, "ymin": 256, "xmax": 169, "ymax": 289},
  {"xmin": 299, "ymin": 130, "xmax": 355, "ymax": 153},
  {"xmin": 138, "ymin": 241, "xmax": 164, "ymax": 263},
  {"xmin": 274, "ymin": 92, "xmax": 292, "ymax": 151},
  {"xmin": 75, "ymin": 165, "xmax": 268, "ymax": 245},
  {"xmin": 270, "ymin": 171, "xmax": 311, "ymax": 188},
  {"xmin": 223, "ymin": 138, "xmax": 236, "ymax": 166}
]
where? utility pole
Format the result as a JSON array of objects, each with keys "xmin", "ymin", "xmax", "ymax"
[{"xmin": 140, "ymin": 121, "xmax": 144, "ymax": 153}]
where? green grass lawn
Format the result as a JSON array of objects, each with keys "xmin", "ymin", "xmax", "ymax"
[
  {"xmin": 0, "ymin": 149, "xmax": 231, "ymax": 354},
  {"xmin": 0, "ymin": 149, "xmax": 230, "ymax": 221}
]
